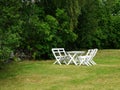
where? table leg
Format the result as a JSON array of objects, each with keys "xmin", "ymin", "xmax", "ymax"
[{"xmin": 67, "ymin": 54, "xmax": 78, "ymax": 65}]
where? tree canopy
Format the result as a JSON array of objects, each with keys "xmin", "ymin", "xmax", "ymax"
[{"xmin": 0, "ymin": 0, "xmax": 120, "ymax": 63}]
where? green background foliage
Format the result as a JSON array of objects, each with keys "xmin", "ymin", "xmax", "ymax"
[{"xmin": 0, "ymin": 0, "xmax": 120, "ymax": 62}]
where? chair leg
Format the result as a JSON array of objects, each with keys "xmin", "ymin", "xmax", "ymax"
[
  {"xmin": 90, "ymin": 60, "xmax": 96, "ymax": 65},
  {"xmin": 79, "ymin": 58, "xmax": 85, "ymax": 66},
  {"xmin": 53, "ymin": 60, "xmax": 62, "ymax": 65}
]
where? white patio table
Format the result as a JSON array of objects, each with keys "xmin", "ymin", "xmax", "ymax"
[{"xmin": 67, "ymin": 51, "xmax": 85, "ymax": 65}]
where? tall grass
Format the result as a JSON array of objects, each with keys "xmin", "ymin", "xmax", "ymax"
[{"xmin": 0, "ymin": 49, "xmax": 120, "ymax": 90}]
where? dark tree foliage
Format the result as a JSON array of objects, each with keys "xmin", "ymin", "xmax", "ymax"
[
  {"xmin": 16, "ymin": 1, "xmax": 77, "ymax": 60},
  {"xmin": 0, "ymin": 0, "xmax": 120, "ymax": 63},
  {"xmin": 74, "ymin": 0, "xmax": 120, "ymax": 49},
  {"xmin": 0, "ymin": 0, "xmax": 21, "ymax": 63}
]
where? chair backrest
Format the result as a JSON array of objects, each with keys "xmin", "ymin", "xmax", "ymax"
[
  {"xmin": 52, "ymin": 48, "xmax": 67, "ymax": 60},
  {"xmin": 92, "ymin": 48, "xmax": 98, "ymax": 57},
  {"xmin": 86, "ymin": 49, "xmax": 94, "ymax": 56},
  {"xmin": 87, "ymin": 48, "xmax": 98, "ymax": 60}
]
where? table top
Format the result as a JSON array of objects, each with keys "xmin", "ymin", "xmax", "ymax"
[{"xmin": 67, "ymin": 51, "xmax": 85, "ymax": 54}]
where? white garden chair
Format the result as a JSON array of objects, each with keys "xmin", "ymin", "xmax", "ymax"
[
  {"xmin": 88, "ymin": 48, "xmax": 98, "ymax": 65},
  {"xmin": 51, "ymin": 48, "xmax": 70, "ymax": 65},
  {"xmin": 78, "ymin": 49, "xmax": 93, "ymax": 66},
  {"xmin": 78, "ymin": 49, "xmax": 98, "ymax": 66}
]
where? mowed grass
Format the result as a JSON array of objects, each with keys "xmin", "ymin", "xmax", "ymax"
[{"xmin": 0, "ymin": 49, "xmax": 120, "ymax": 90}]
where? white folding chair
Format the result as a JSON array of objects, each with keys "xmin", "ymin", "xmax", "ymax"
[
  {"xmin": 78, "ymin": 49, "xmax": 94, "ymax": 66},
  {"xmin": 78, "ymin": 49, "xmax": 98, "ymax": 66},
  {"xmin": 88, "ymin": 48, "xmax": 98, "ymax": 65},
  {"xmin": 51, "ymin": 48, "xmax": 70, "ymax": 65}
]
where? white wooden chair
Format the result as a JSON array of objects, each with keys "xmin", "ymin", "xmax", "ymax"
[
  {"xmin": 88, "ymin": 48, "xmax": 98, "ymax": 65},
  {"xmin": 78, "ymin": 49, "xmax": 93, "ymax": 66},
  {"xmin": 78, "ymin": 49, "xmax": 98, "ymax": 66},
  {"xmin": 51, "ymin": 48, "xmax": 70, "ymax": 65}
]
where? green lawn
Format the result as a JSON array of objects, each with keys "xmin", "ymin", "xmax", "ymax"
[{"xmin": 0, "ymin": 50, "xmax": 120, "ymax": 90}]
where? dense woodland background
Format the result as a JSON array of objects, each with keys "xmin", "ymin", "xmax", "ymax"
[{"xmin": 0, "ymin": 0, "xmax": 120, "ymax": 63}]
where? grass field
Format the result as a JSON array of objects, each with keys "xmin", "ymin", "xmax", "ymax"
[{"xmin": 0, "ymin": 50, "xmax": 120, "ymax": 90}]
